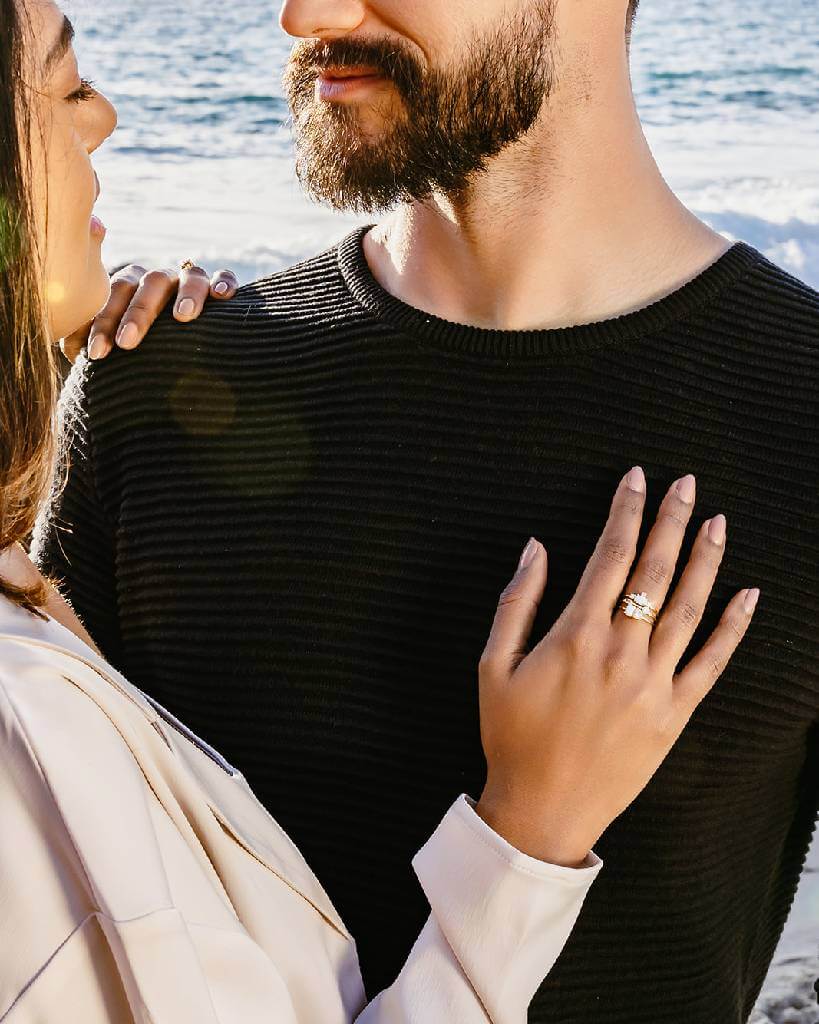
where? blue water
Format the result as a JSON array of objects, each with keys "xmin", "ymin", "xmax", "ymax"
[
  {"xmin": 68, "ymin": 0, "xmax": 819, "ymax": 289},
  {"xmin": 635, "ymin": 2, "xmax": 819, "ymax": 124}
]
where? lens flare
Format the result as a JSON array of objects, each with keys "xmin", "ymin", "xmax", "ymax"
[{"xmin": 46, "ymin": 281, "xmax": 66, "ymax": 304}]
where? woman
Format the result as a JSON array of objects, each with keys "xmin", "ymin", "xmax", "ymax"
[{"xmin": 0, "ymin": 1, "xmax": 759, "ymax": 1021}]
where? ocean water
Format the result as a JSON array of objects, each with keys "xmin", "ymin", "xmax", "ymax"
[
  {"xmin": 67, "ymin": 2, "xmax": 818, "ymax": 1017},
  {"xmin": 68, "ymin": 0, "xmax": 819, "ymax": 291}
]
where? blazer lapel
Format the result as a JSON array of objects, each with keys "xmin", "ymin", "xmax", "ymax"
[{"xmin": 0, "ymin": 611, "xmax": 353, "ymax": 943}]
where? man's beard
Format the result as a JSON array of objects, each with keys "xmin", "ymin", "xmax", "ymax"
[{"xmin": 282, "ymin": 2, "xmax": 557, "ymax": 213}]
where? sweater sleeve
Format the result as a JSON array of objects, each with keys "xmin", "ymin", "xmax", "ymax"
[
  {"xmin": 355, "ymin": 794, "xmax": 603, "ymax": 1024},
  {"xmin": 30, "ymin": 358, "xmax": 123, "ymax": 665}
]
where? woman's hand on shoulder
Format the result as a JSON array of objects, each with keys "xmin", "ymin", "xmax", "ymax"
[
  {"xmin": 475, "ymin": 467, "xmax": 759, "ymax": 867},
  {"xmin": 60, "ymin": 262, "xmax": 240, "ymax": 364}
]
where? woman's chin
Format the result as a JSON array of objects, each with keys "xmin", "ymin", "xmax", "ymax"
[
  {"xmin": 88, "ymin": 255, "xmax": 113, "ymax": 312},
  {"xmin": 48, "ymin": 256, "xmax": 112, "ymax": 342}
]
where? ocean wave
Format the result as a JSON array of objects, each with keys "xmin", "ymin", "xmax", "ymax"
[{"xmin": 157, "ymin": 216, "xmax": 819, "ymax": 293}]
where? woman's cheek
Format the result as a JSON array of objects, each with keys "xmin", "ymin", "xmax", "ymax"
[
  {"xmin": 46, "ymin": 230, "xmax": 110, "ymax": 341},
  {"xmin": 42, "ymin": 121, "xmax": 110, "ymax": 339},
  {"xmin": 27, "ymin": 116, "xmax": 50, "ymax": 270}
]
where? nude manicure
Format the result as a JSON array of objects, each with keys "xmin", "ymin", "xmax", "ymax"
[
  {"xmin": 518, "ymin": 537, "xmax": 538, "ymax": 570},
  {"xmin": 675, "ymin": 474, "xmax": 696, "ymax": 503},
  {"xmin": 626, "ymin": 466, "xmax": 645, "ymax": 493},
  {"xmin": 88, "ymin": 335, "xmax": 106, "ymax": 359},
  {"xmin": 707, "ymin": 514, "xmax": 727, "ymax": 545},
  {"xmin": 744, "ymin": 588, "xmax": 760, "ymax": 614},
  {"xmin": 116, "ymin": 323, "xmax": 139, "ymax": 349}
]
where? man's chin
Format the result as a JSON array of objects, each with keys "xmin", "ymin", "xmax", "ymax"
[
  {"xmin": 298, "ymin": 168, "xmax": 402, "ymax": 214},
  {"xmin": 295, "ymin": 133, "xmax": 414, "ymax": 212}
]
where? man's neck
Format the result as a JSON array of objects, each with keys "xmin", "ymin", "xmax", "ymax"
[{"xmin": 362, "ymin": 27, "xmax": 730, "ymax": 333}]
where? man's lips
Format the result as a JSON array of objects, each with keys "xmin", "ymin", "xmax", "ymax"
[
  {"xmin": 318, "ymin": 65, "xmax": 384, "ymax": 81},
  {"xmin": 315, "ymin": 64, "xmax": 388, "ymax": 101}
]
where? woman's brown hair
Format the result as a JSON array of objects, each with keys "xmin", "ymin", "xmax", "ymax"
[
  {"xmin": 626, "ymin": 0, "xmax": 641, "ymax": 46},
  {"xmin": 0, "ymin": 0, "xmax": 62, "ymax": 616}
]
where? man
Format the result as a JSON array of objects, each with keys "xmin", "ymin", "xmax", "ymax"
[{"xmin": 35, "ymin": 0, "xmax": 819, "ymax": 1019}]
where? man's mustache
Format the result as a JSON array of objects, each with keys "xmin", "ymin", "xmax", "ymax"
[{"xmin": 289, "ymin": 38, "xmax": 423, "ymax": 95}]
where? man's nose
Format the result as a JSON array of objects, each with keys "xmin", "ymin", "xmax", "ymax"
[{"xmin": 279, "ymin": 0, "xmax": 365, "ymax": 38}]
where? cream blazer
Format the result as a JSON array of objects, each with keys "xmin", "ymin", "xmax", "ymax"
[{"xmin": 0, "ymin": 597, "xmax": 603, "ymax": 1023}]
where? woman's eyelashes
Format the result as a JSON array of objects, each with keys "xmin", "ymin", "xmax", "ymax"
[{"xmin": 65, "ymin": 78, "xmax": 97, "ymax": 104}]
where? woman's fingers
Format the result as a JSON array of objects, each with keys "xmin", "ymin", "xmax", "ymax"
[
  {"xmin": 649, "ymin": 514, "xmax": 727, "ymax": 666},
  {"xmin": 113, "ymin": 268, "xmax": 179, "ymax": 350},
  {"xmin": 173, "ymin": 264, "xmax": 212, "ymax": 323},
  {"xmin": 84, "ymin": 263, "xmax": 239, "ymax": 361},
  {"xmin": 87, "ymin": 264, "xmax": 147, "ymax": 359},
  {"xmin": 210, "ymin": 269, "xmax": 239, "ymax": 299},
  {"xmin": 61, "ymin": 321, "xmax": 95, "ymax": 364},
  {"xmin": 612, "ymin": 473, "xmax": 697, "ymax": 640},
  {"xmin": 571, "ymin": 466, "xmax": 647, "ymax": 614},
  {"xmin": 672, "ymin": 586, "xmax": 759, "ymax": 712},
  {"xmin": 479, "ymin": 538, "xmax": 548, "ymax": 681}
]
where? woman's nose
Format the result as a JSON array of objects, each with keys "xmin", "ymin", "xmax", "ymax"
[
  {"xmin": 279, "ymin": 0, "xmax": 366, "ymax": 39},
  {"xmin": 88, "ymin": 92, "xmax": 118, "ymax": 154}
]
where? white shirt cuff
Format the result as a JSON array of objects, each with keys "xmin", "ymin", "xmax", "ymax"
[{"xmin": 411, "ymin": 793, "xmax": 604, "ymax": 1024}]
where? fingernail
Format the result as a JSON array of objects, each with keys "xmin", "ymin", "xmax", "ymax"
[
  {"xmin": 88, "ymin": 335, "xmax": 106, "ymax": 359},
  {"xmin": 707, "ymin": 514, "xmax": 727, "ymax": 545},
  {"xmin": 176, "ymin": 297, "xmax": 196, "ymax": 318},
  {"xmin": 214, "ymin": 281, "xmax": 229, "ymax": 295},
  {"xmin": 675, "ymin": 474, "xmax": 696, "ymax": 504},
  {"xmin": 625, "ymin": 466, "xmax": 645, "ymax": 493},
  {"xmin": 518, "ymin": 537, "xmax": 538, "ymax": 570},
  {"xmin": 116, "ymin": 323, "xmax": 139, "ymax": 349},
  {"xmin": 744, "ymin": 588, "xmax": 760, "ymax": 614}
]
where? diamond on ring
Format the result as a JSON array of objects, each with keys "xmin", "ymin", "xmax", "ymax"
[
  {"xmin": 619, "ymin": 591, "xmax": 659, "ymax": 625},
  {"xmin": 179, "ymin": 259, "xmax": 196, "ymax": 272}
]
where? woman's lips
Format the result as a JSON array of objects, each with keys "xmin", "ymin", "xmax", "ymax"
[
  {"xmin": 90, "ymin": 214, "xmax": 106, "ymax": 240},
  {"xmin": 317, "ymin": 68, "xmax": 386, "ymax": 101}
]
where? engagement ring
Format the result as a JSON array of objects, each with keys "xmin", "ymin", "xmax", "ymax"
[{"xmin": 619, "ymin": 591, "xmax": 659, "ymax": 626}]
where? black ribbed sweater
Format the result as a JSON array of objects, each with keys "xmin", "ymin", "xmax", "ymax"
[{"xmin": 34, "ymin": 225, "xmax": 819, "ymax": 1022}]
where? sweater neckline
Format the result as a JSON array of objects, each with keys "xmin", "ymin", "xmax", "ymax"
[{"xmin": 337, "ymin": 223, "xmax": 764, "ymax": 358}]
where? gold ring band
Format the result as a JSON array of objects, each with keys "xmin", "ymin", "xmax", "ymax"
[{"xmin": 619, "ymin": 591, "xmax": 659, "ymax": 626}]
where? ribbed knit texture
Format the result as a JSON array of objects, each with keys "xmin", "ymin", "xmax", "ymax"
[{"xmin": 34, "ymin": 225, "xmax": 819, "ymax": 1022}]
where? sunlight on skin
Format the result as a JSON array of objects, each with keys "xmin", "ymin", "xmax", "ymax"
[
  {"xmin": 46, "ymin": 280, "xmax": 66, "ymax": 304},
  {"xmin": 27, "ymin": 0, "xmax": 117, "ymax": 340}
]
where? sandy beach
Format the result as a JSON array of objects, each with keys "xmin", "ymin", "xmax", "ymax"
[{"xmin": 753, "ymin": 834, "xmax": 818, "ymax": 1021}]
